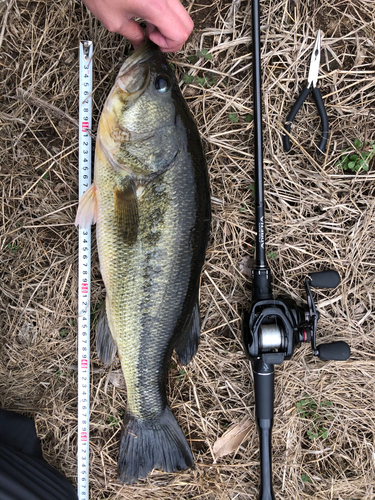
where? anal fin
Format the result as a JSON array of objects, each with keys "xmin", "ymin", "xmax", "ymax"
[
  {"xmin": 175, "ymin": 301, "xmax": 200, "ymax": 366},
  {"xmin": 96, "ymin": 301, "xmax": 117, "ymax": 365}
]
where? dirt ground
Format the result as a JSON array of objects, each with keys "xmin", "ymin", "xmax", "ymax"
[{"xmin": 1, "ymin": 0, "xmax": 375, "ymax": 499}]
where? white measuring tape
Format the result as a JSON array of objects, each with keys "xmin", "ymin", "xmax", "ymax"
[{"xmin": 77, "ymin": 40, "xmax": 93, "ymax": 500}]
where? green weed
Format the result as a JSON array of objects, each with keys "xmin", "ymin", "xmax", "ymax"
[
  {"xmin": 296, "ymin": 396, "xmax": 332, "ymax": 441},
  {"xmin": 183, "ymin": 74, "xmax": 194, "ymax": 84},
  {"xmin": 107, "ymin": 415, "xmax": 120, "ymax": 427},
  {"xmin": 228, "ymin": 109, "xmax": 253, "ymax": 124},
  {"xmin": 194, "ymin": 76, "xmax": 206, "ymax": 86},
  {"xmin": 336, "ymin": 139, "xmax": 375, "ymax": 173},
  {"xmin": 183, "ymin": 72, "xmax": 217, "ymax": 87},
  {"xmin": 107, "ymin": 410, "xmax": 124, "ymax": 427},
  {"xmin": 229, "ymin": 112, "xmax": 239, "ymax": 123},
  {"xmin": 183, "ymin": 49, "xmax": 215, "ymax": 87},
  {"xmin": 187, "ymin": 54, "xmax": 198, "ymax": 64},
  {"xmin": 198, "ymin": 48, "xmax": 212, "ymax": 60},
  {"xmin": 188, "ymin": 48, "xmax": 212, "ymax": 63},
  {"xmin": 7, "ymin": 243, "xmax": 20, "ymax": 253}
]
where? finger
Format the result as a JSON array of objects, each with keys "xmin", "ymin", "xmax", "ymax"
[
  {"xmin": 115, "ymin": 18, "xmax": 145, "ymax": 49},
  {"xmin": 82, "ymin": 0, "xmax": 146, "ymax": 48},
  {"xmin": 145, "ymin": 22, "xmax": 156, "ymax": 38},
  {"xmin": 141, "ymin": 2, "xmax": 193, "ymax": 51},
  {"xmin": 148, "ymin": 29, "xmax": 184, "ymax": 52},
  {"xmin": 146, "ymin": 22, "xmax": 182, "ymax": 52},
  {"xmin": 146, "ymin": 15, "xmax": 192, "ymax": 52},
  {"xmin": 167, "ymin": 0, "xmax": 194, "ymax": 33}
]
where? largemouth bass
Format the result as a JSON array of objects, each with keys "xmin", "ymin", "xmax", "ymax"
[{"xmin": 75, "ymin": 42, "xmax": 211, "ymax": 484}]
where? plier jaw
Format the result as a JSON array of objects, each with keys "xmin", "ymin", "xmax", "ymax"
[
  {"xmin": 283, "ymin": 29, "xmax": 329, "ymax": 155},
  {"xmin": 307, "ymin": 29, "xmax": 321, "ymax": 89}
]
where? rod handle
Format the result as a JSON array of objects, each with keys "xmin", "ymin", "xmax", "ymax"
[
  {"xmin": 254, "ymin": 360, "xmax": 275, "ymax": 500},
  {"xmin": 257, "ymin": 420, "xmax": 276, "ymax": 500}
]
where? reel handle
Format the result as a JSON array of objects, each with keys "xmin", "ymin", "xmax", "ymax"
[
  {"xmin": 317, "ymin": 341, "xmax": 350, "ymax": 361},
  {"xmin": 309, "ymin": 270, "xmax": 340, "ymax": 288}
]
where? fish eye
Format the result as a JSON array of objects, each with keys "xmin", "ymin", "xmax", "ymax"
[{"xmin": 155, "ymin": 76, "xmax": 170, "ymax": 93}]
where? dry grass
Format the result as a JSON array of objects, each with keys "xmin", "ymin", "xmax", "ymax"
[{"xmin": 1, "ymin": 0, "xmax": 375, "ymax": 499}]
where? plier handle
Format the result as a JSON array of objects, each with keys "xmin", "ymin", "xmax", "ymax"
[{"xmin": 283, "ymin": 30, "xmax": 329, "ymax": 154}]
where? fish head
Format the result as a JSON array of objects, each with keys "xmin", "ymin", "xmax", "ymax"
[
  {"xmin": 98, "ymin": 42, "xmax": 187, "ymax": 175},
  {"xmin": 115, "ymin": 42, "xmax": 178, "ymax": 132}
]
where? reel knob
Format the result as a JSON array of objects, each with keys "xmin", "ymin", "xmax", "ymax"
[
  {"xmin": 317, "ymin": 341, "xmax": 350, "ymax": 361},
  {"xmin": 309, "ymin": 270, "xmax": 340, "ymax": 288}
]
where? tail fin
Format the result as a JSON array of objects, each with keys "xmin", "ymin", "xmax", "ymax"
[{"xmin": 117, "ymin": 406, "xmax": 194, "ymax": 484}]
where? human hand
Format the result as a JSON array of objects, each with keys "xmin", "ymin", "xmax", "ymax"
[{"xmin": 82, "ymin": 0, "xmax": 194, "ymax": 52}]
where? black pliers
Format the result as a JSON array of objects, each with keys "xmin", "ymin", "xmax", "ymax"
[{"xmin": 283, "ymin": 30, "xmax": 329, "ymax": 154}]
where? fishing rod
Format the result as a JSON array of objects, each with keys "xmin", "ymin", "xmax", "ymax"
[{"xmin": 241, "ymin": 2, "xmax": 350, "ymax": 499}]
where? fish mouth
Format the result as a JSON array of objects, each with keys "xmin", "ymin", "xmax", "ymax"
[
  {"xmin": 116, "ymin": 41, "xmax": 163, "ymax": 96},
  {"xmin": 117, "ymin": 41, "xmax": 160, "ymax": 80}
]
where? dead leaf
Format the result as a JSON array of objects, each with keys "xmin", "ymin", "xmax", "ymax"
[
  {"xmin": 107, "ymin": 370, "xmax": 126, "ymax": 389},
  {"xmin": 212, "ymin": 418, "xmax": 252, "ymax": 461},
  {"xmin": 239, "ymin": 256, "xmax": 253, "ymax": 278},
  {"xmin": 17, "ymin": 321, "xmax": 35, "ymax": 345},
  {"xmin": 54, "ymin": 182, "xmax": 66, "ymax": 193},
  {"xmin": 354, "ymin": 34, "xmax": 367, "ymax": 67},
  {"xmin": 225, "ymin": 0, "xmax": 242, "ymax": 28}
]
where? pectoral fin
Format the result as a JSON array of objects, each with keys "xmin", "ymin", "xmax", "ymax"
[
  {"xmin": 75, "ymin": 183, "xmax": 98, "ymax": 228},
  {"xmin": 114, "ymin": 177, "xmax": 139, "ymax": 245},
  {"xmin": 96, "ymin": 301, "xmax": 117, "ymax": 365},
  {"xmin": 175, "ymin": 301, "xmax": 201, "ymax": 366}
]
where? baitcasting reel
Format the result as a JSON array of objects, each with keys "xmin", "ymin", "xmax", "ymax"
[
  {"xmin": 241, "ymin": 268, "xmax": 350, "ymax": 500},
  {"xmin": 242, "ymin": 268, "xmax": 350, "ymax": 366}
]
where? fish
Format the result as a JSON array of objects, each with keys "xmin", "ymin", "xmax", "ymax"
[{"xmin": 75, "ymin": 42, "xmax": 211, "ymax": 484}]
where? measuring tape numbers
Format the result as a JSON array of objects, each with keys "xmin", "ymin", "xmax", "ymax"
[{"xmin": 78, "ymin": 40, "xmax": 93, "ymax": 500}]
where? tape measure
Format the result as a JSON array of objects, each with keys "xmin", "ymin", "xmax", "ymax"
[{"xmin": 77, "ymin": 40, "xmax": 93, "ymax": 500}]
